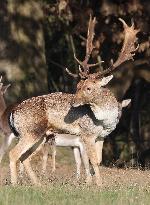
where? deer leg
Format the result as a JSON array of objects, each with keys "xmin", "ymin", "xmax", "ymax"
[
  {"xmin": 51, "ymin": 143, "xmax": 56, "ymax": 173},
  {"xmin": 22, "ymin": 157, "xmax": 40, "ymax": 185},
  {"xmin": 21, "ymin": 137, "xmax": 47, "ymax": 185},
  {"xmin": 19, "ymin": 162, "xmax": 24, "ymax": 177},
  {"xmin": 82, "ymin": 135, "xmax": 102, "ymax": 186},
  {"xmin": 79, "ymin": 143, "xmax": 92, "ymax": 184},
  {"xmin": 0, "ymin": 133, "xmax": 15, "ymax": 163},
  {"xmin": 19, "ymin": 137, "xmax": 46, "ymax": 178},
  {"xmin": 41, "ymin": 143, "xmax": 49, "ymax": 173},
  {"xmin": 9, "ymin": 135, "xmax": 44, "ymax": 185},
  {"xmin": 73, "ymin": 147, "xmax": 81, "ymax": 179},
  {"xmin": 9, "ymin": 137, "xmax": 37, "ymax": 185},
  {"xmin": 95, "ymin": 139, "xmax": 104, "ymax": 165},
  {"xmin": 42, "ymin": 135, "xmax": 56, "ymax": 173}
]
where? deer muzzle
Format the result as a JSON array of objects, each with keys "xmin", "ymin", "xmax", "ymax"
[
  {"xmin": 72, "ymin": 98, "xmax": 84, "ymax": 107},
  {"xmin": 71, "ymin": 94, "xmax": 85, "ymax": 107}
]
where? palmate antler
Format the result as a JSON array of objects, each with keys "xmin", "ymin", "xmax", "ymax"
[
  {"xmin": 66, "ymin": 17, "xmax": 139, "ymax": 80},
  {"xmin": 66, "ymin": 16, "xmax": 102, "ymax": 79},
  {"xmin": 91, "ymin": 18, "xmax": 139, "ymax": 79}
]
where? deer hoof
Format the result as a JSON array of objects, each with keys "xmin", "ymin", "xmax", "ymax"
[
  {"xmin": 95, "ymin": 177, "xmax": 102, "ymax": 187},
  {"xmin": 85, "ymin": 175, "xmax": 92, "ymax": 185},
  {"xmin": 52, "ymin": 168, "xmax": 56, "ymax": 173}
]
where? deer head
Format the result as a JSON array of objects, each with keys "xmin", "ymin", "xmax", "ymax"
[
  {"xmin": 72, "ymin": 75, "xmax": 113, "ymax": 107},
  {"xmin": 0, "ymin": 76, "xmax": 10, "ymax": 117},
  {"xmin": 0, "ymin": 76, "xmax": 10, "ymax": 95},
  {"xmin": 67, "ymin": 17, "xmax": 139, "ymax": 107}
]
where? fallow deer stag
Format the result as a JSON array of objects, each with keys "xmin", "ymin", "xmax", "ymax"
[{"xmin": 8, "ymin": 17, "xmax": 139, "ymax": 186}]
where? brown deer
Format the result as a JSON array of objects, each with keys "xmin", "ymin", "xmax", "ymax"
[
  {"xmin": 8, "ymin": 17, "xmax": 139, "ymax": 186},
  {"xmin": 0, "ymin": 77, "xmax": 92, "ymax": 181}
]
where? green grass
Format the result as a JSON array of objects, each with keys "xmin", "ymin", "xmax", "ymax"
[
  {"xmin": 0, "ymin": 184, "xmax": 150, "ymax": 205},
  {"xmin": 1, "ymin": 144, "xmax": 150, "ymax": 205}
]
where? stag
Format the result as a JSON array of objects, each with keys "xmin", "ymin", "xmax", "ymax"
[{"xmin": 8, "ymin": 17, "xmax": 139, "ymax": 186}]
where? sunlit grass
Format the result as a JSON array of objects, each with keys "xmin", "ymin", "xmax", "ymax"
[
  {"xmin": 1, "ymin": 146, "xmax": 150, "ymax": 205},
  {"xmin": 0, "ymin": 184, "xmax": 150, "ymax": 205}
]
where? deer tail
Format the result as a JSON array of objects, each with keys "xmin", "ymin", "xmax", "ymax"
[{"xmin": 8, "ymin": 112, "xmax": 20, "ymax": 138}]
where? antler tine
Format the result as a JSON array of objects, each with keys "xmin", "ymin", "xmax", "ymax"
[
  {"xmin": 74, "ymin": 53, "xmax": 83, "ymax": 66},
  {"xmin": 78, "ymin": 65, "xmax": 83, "ymax": 73},
  {"xmin": 74, "ymin": 16, "xmax": 102, "ymax": 79},
  {"xmin": 94, "ymin": 18, "xmax": 139, "ymax": 78},
  {"xmin": 66, "ymin": 68, "xmax": 78, "ymax": 78},
  {"xmin": 88, "ymin": 62, "xmax": 104, "ymax": 67},
  {"xmin": 66, "ymin": 65, "xmax": 91, "ymax": 79},
  {"xmin": 85, "ymin": 16, "xmax": 96, "ymax": 63}
]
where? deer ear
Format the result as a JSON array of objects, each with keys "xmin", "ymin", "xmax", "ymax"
[
  {"xmin": 122, "ymin": 99, "xmax": 131, "ymax": 107},
  {"xmin": 100, "ymin": 75, "xmax": 113, "ymax": 86},
  {"xmin": 1, "ymin": 84, "xmax": 11, "ymax": 94}
]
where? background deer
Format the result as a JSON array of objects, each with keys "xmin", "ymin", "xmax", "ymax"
[
  {"xmin": 8, "ymin": 17, "xmax": 139, "ymax": 186},
  {"xmin": 0, "ymin": 77, "xmax": 15, "ymax": 163}
]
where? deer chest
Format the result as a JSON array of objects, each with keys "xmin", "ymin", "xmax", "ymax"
[{"xmin": 90, "ymin": 105, "xmax": 119, "ymax": 135}]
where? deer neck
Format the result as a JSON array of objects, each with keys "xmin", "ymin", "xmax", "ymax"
[{"xmin": 0, "ymin": 95, "xmax": 6, "ymax": 118}]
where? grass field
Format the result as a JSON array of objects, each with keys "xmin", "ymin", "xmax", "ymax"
[
  {"xmin": 0, "ymin": 184, "xmax": 150, "ymax": 205},
  {"xmin": 0, "ymin": 147, "xmax": 150, "ymax": 205}
]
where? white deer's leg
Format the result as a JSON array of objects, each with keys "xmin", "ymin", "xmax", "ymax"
[
  {"xmin": 51, "ymin": 143, "xmax": 56, "ymax": 173},
  {"xmin": 95, "ymin": 139, "xmax": 104, "ymax": 165},
  {"xmin": 41, "ymin": 143, "xmax": 49, "ymax": 173},
  {"xmin": 73, "ymin": 147, "xmax": 81, "ymax": 179},
  {"xmin": 79, "ymin": 142, "xmax": 92, "ymax": 184},
  {"xmin": 0, "ymin": 137, "xmax": 7, "ymax": 163},
  {"xmin": 0, "ymin": 133, "xmax": 15, "ymax": 163},
  {"xmin": 82, "ymin": 135, "xmax": 102, "ymax": 186}
]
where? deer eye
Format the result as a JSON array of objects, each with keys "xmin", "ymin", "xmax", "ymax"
[{"xmin": 86, "ymin": 87, "xmax": 91, "ymax": 91}]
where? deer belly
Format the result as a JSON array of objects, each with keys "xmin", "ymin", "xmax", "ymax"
[
  {"xmin": 55, "ymin": 134, "xmax": 81, "ymax": 147},
  {"xmin": 47, "ymin": 113, "xmax": 81, "ymax": 135}
]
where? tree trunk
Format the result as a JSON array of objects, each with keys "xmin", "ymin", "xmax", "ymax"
[{"xmin": 0, "ymin": 0, "xmax": 47, "ymax": 103}]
